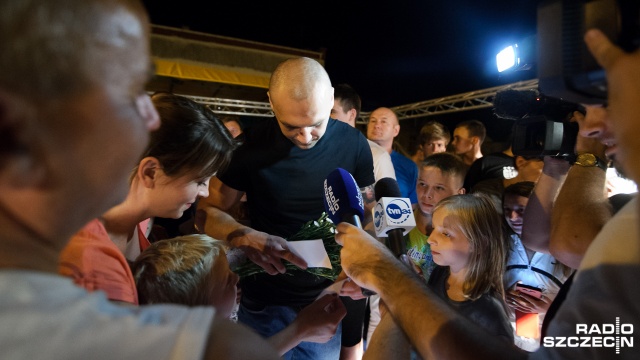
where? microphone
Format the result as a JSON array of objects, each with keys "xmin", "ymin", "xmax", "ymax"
[
  {"xmin": 323, "ymin": 168, "xmax": 365, "ymax": 228},
  {"xmin": 493, "ymin": 89, "xmax": 585, "ymax": 122},
  {"xmin": 323, "ymin": 168, "xmax": 375, "ymax": 296},
  {"xmin": 373, "ymin": 177, "xmax": 416, "ymax": 258}
]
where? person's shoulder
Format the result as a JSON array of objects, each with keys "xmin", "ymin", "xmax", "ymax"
[
  {"xmin": 368, "ymin": 139, "xmax": 388, "ymax": 156},
  {"xmin": 391, "ymin": 150, "xmax": 417, "ymax": 166},
  {"xmin": 330, "ymin": 119, "xmax": 367, "ymax": 137}
]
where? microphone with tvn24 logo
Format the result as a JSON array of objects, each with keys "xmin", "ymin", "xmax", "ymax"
[
  {"xmin": 373, "ymin": 177, "xmax": 416, "ymax": 258},
  {"xmin": 323, "ymin": 167, "xmax": 375, "ymax": 296}
]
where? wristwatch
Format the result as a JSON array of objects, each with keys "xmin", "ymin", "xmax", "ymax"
[{"xmin": 573, "ymin": 153, "xmax": 608, "ymax": 171}]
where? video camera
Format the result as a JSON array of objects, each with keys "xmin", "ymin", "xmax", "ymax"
[
  {"xmin": 496, "ymin": 0, "xmax": 639, "ymax": 158},
  {"xmin": 493, "ymin": 89, "xmax": 583, "ymax": 158}
]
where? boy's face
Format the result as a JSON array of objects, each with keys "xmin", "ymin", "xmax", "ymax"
[
  {"xmin": 416, "ymin": 166, "xmax": 464, "ymax": 216},
  {"xmin": 209, "ymin": 250, "xmax": 239, "ymax": 318},
  {"xmin": 451, "ymin": 126, "xmax": 474, "ymax": 155},
  {"xmin": 503, "ymin": 193, "xmax": 529, "ymax": 236},
  {"xmin": 421, "ymin": 139, "xmax": 448, "ymax": 157}
]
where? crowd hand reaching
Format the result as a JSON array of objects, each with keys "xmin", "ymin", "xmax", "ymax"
[
  {"xmin": 399, "ymin": 254, "xmax": 423, "ymax": 276},
  {"xmin": 335, "ymin": 271, "xmax": 367, "ymax": 300},
  {"xmin": 584, "ymin": 29, "xmax": 640, "ymax": 182},
  {"xmin": 229, "ymin": 228, "xmax": 307, "ymax": 275},
  {"xmin": 292, "ymin": 294, "xmax": 347, "ymax": 343},
  {"xmin": 334, "ymin": 223, "xmax": 397, "ymax": 293},
  {"xmin": 506, "ymin": 289, "xmax": 551, "ymax": 315}
]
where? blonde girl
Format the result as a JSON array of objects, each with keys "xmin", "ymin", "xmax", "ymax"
[{"xmin": 427, "ymin": 193, "xmax": 513, "ymax": 342}]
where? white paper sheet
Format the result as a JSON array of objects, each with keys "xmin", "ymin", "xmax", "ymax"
[{"xmin": 286, "ymin": 239, "xmax": 332, "ymax": 269}]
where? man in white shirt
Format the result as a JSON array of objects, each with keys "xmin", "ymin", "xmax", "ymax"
[{"xmin": 0, "ymin": 1, "xmax": 278, "ymax": 359}]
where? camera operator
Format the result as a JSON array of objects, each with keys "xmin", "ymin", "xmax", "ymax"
[{"xmin": 335, "ymin": 29, "xmax": 640, "ymax": 359}]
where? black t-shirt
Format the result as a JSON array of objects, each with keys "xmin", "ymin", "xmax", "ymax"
[
  {"xmin": 219, "ymin": 118, "xmax": 375, "ymax": 307},
  {"xmin": 464, "ymin": 152, "xmax": 515, "ymax": 193},
  {"xmin": 428, "ymin": 266, "xmax": 514, "ymax": 342}
]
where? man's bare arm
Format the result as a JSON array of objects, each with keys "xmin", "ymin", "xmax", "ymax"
[
  {"xmin": 550, "ymin": 165, "xmax": 611, "ymax": 268},
  {"xmin": 363, "ymin": 313, "xmax": 410, "ymax": 360},
  {"xmin": 203, "ymin": 317, "xmax": 280, "ymax": 360},
  {"xmin": 336, "ymin": 224, "xmax": 527, "ymax": 360},
  {"xmin": 549, "ymin": 109, "xmax": 612, "ymax": 269},
  {"xmin": 521, "ymin": 157, "xmax": 569, "ymax": 253},
  {"xmin": 197, "ymin": 177, "xmax": 307, "ymax": 274}
]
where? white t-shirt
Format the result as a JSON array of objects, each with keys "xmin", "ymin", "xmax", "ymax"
[
  {"xmin": 532, "ymin": 197, "xmax": 640, "ymax": 359},
  {"xmin": 1, "ymin": 271, "xmax": 214, "ymax": 360},
  {"xmin": 368, "ymin": 139, "xmax": 396, "ymax": 181}
]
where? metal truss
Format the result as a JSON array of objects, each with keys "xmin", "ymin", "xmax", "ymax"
[
  {"xmin": 357, "ymin": 78, "xmax": 539, "ymax": 123},
  {"xmin": 180, "ymin": 95, "xmax": 274, "ymax": 117},
  {"xmin": 173, "ymin": 79, "xmax": 539, "ymax": 120}
]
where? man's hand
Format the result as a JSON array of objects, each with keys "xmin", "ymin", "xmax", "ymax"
[
  {"xmin": 335, "ymin": 223, "xmax": 397, "ymax": 293},
  {"xmin": 506, "ymin": 289, "xmax": 551, "ymax": 315},
  {"xmin": 229, "ymin": 229, "xmax": 307, "ymax": 275},
  {"xmin": 268, "ymin": 294, "xmax": 346, "ymax": 354},
  {"xmin": 292, "ymin": 294, "xmax": 347, "ymax": 343},
  {"xmin": 331, "ymin": 271, "xmax": 368, "ymax": 300}
]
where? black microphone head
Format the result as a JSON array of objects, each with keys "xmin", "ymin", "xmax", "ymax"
[
  {"xmin": 493, "ymin": 89, "xmax": 541, "ymax": 120},
  {"xmin": 323, "ymin": 168, "xmax": 365, "ymax": 225},
  {"xmin": 374, "ymin": 177, "xmax": 402, "ymax": 202}
]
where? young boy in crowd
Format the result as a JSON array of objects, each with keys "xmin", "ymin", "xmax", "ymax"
[
  {"xmin": 132, "ymin": 234, "xmax": 347, "ymax": 356},
  {"xmin": 367, "ymin": 152, "xmax": 467, "ymax": 344},
  {"xmin": 405, "ymin": 152, "xmax": 468, "ymax": 280}
]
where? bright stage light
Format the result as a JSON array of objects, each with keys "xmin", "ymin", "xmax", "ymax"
[{"xmin": 497, "ymin": 45, "xmax": 518, "ymax": 72}]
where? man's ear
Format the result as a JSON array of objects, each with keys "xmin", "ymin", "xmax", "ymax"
[
  {"xmin": 348, "ymin": 108, "xmax": 358, "ymax": 125},
  {"xmin": 137, "ymin": 157, "xmax": 161, "ymax": 188},
  {"xmin": 267, "ymin": 91, "xmax": 274, "ymax": 110},
  {"xmin": 457, "ymin": 187, "xmax": 466, "ymax": 195},
  {"xmin": 0, "ymin": 90, "xmax": 46, "ymax": 188},
  {"xmin": 514, "ymin": 156, "xmax": 527, "ymax": 170}
]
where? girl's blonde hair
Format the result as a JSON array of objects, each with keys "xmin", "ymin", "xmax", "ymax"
[
  {"xmin": 132, "ymin": 234, "xmax": 226, "ymax": 306},
  {"xmin": 433, "ymin": 193, "xmax": 506, "ymax": 301}
]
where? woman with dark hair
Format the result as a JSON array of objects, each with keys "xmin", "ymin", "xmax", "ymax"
[{"xmin": 59, "ymin": 93, "xmax": 238, "ymax": 305}]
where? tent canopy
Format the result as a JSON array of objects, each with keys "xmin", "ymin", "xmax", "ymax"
[{"xmin": 148, "ymin": 25, "xmax": 325, "ymax": 102}]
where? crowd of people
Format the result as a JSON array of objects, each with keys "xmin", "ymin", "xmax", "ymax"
[{"xmin": 1, "ymin": 0, "xmax": 638, "ymax": 359}]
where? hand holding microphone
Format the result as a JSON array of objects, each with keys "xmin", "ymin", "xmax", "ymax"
[{"xmin": 323, "ymin": 168, "xmax": 375, "ymax": 296}]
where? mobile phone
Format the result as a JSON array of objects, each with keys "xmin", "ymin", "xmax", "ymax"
[{"xmin": 515, "ymin": 283, "xmax": 542, "ymax": 299}]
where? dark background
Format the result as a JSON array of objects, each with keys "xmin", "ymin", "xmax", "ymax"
[{"xmin": 142, "ymin": 0, "xmax": 541, "ymax": 152}]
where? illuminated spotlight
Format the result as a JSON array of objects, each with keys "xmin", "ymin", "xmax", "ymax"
[
  {"xmin": 497, "ymin": 45, "xmax": 518, "ymax": 72},
  {"xmin": 496, "ymin": 35, "xmax": 536, "ymax": 73}
]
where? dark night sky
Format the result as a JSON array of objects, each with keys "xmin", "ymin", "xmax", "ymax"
[{"xmin": 142, "ymin": 0, "xmax": 540, "ymax": 112}]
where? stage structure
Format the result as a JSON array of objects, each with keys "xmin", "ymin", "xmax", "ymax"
[{"xmin": 148, "ymin": 25, "xmax": 538, "ymax": 122}]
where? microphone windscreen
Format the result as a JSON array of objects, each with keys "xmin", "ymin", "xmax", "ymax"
[
  {"xmin": 493, "ymin": 89, "xmax": 540, "ymax": 120},
  {"xmin": 323, "ymin": 168, "xmax": 365, "ymax": 225},
  {"xmin": 374, "ymin": 177, "xmax": 402, "ymax": 202}
]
